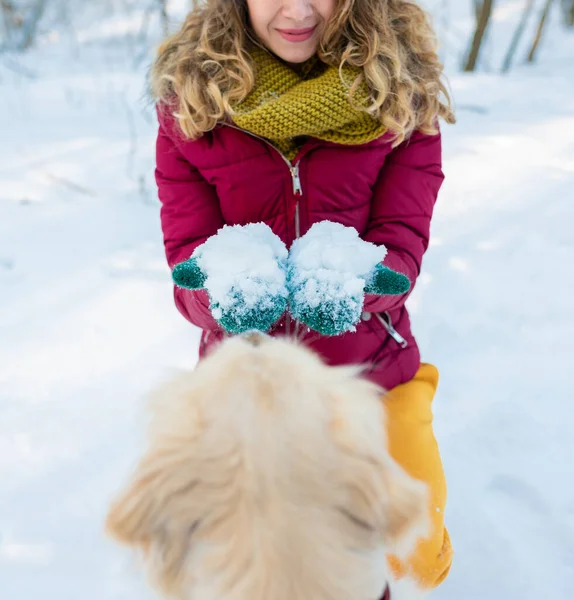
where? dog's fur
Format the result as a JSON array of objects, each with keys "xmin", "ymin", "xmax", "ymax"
[{"xmin": 106, "ymin": 333, "xmax": 428, "ymax": 600}]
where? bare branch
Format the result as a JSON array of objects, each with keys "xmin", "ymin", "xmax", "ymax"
[
  {"xmin": 158, "ymin": 0, "xmax": 168, "ymax": 37},
  {"xmin": 527, "ymin": 0, "xmax": 555, "ymax": 63},
  {"xmin": 501, "ymin": 0, "xmax": 535, "ymax": 73}
]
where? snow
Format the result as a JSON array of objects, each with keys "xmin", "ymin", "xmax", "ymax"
[
  {"xmin": 193, "ymin": 223, "xmax": 288, "ymax": 320},
  {"xmin": 289, "ymin": 221, "xmax": 387, "ymax": 282},
  {"xmin": 1, "ymin": 2, "xmax": 574, "ymax": 599},
  {"xmin": 288, "ymin": 221, "xmax": 387, "ymax": 333}
]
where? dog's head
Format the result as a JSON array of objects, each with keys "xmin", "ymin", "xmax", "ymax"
[{"xmin": 106, "ymin": 334, "xmax": 427, "ymax": 600}]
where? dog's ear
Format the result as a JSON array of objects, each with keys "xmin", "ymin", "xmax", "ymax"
[
  {"xmin": 105, "ymin": 454, "xmax": 194, "ymax": 542},
  {"xmin": 106, "ymin": 371, "xmax": 205, "ymax": 547},
  {"xmin": 377, "ymin": 456, "xmax": 428, "ymax": 549},
  {"xmin": 342, "ymin": 451, "xmax": 428, "ymax": 553},
  {"xmin": 105, "ymin": 448, "xmax": 201, "ymax": 595},
  {"xmin": 331, "ymin": 387, "xmax": 428, "ymax": 553}
]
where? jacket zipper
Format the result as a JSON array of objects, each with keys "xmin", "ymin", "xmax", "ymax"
[
  {"xmin": 375, "ymin": 311, "xmax": 408, "ymax": 348},
  {"xmin": 222, "ymin": 123, "xmax": 303, "ymax": 335},
  {"xmin": 291, "ymin": 163, "xmax": 302, "ymax": 238},
  {"xmin": 222, "ymin": 123, "xmax": 303, "ymax": 241}
]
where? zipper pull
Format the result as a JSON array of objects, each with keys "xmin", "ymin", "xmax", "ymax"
[
  {"xmin": 291, "ymin": 163, "xmax": 302, "ymax": 196},
  {"xmin": 376, "ymin": 312, "xmax": 408, "ymax": 348}
]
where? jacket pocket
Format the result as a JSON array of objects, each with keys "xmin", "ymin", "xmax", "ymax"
[{"xmin": 363, "ymin": 310, "xmax": 408, "ymax": 349}]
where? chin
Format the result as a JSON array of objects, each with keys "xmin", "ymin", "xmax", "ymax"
[
  {"xmin": 269, "ymin": 36, "xmax": 319, "ymax": 64},
  {"xmin": 278, "ymin": 47, "xmax": 317, "ymax": 64},
  {"xmin": 105, "ymin": 333, "xmax": 429, "ymax": 600}
]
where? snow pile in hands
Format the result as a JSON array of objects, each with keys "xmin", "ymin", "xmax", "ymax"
[
  {"xmin": 288, "ymin": 221, "xmax": 388, "ymax": 335},
  {"xmin": 193, "ymin": 223, "xmax": 289, "ymax": 332}
]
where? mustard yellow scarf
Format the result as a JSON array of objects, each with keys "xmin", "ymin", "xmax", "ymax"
[{"xmin": 231, "ymin": 47, "xmax": 386, "ymax": 161}]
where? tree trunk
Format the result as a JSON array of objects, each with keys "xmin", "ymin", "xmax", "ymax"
[
  {"xmin": 20, "ymin": 0, "xmax": 46, "ymax": 50},
  {"xmin": 463, "ymin": 0, "xmax": 495, "ymax": 72},
  {"xmin": 561, "ymin": 0, "xmax": 574, "ymax": 26},
  {"xmin": 501, "ymin": 0, "xmax": 535, "ymax": 73},
  {"xmin": 527, "ymin": 0, "xmax": 555, "ymax": 63},
  {"xmin": 1, "ymin": 0, "xmax": 46, "ymax": 51},
  {"xmin": 1, "ymin": 0, "xmax": 17, "ymax": 47},
  {"xmin": 473, "ymin": 0, "xmax": 482, "ymax": 22}
]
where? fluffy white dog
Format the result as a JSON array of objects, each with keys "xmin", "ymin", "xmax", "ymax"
[{"xmin": 106, "ymin": 333, "xmax": 428, "ymax": 600}]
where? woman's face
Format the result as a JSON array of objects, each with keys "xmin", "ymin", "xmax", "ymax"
[{"xmin": 245, "ymin": 0, "xmax": 336, "ymax": 64}]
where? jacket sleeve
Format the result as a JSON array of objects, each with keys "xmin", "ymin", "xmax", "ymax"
[
  {"xmin": 155, "ymin": 107, "xmax": 225, "ymax": 331},
  {"xmin": 362, "ymin": 128, "xmax": 445, "ymax": 314}
]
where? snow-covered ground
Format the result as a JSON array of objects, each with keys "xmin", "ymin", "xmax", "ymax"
[{"xmin": 1, "ymin": 2, "xmax": 573, "ymax": 599}]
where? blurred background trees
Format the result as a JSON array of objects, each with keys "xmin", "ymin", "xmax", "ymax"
[
  {"xmin": 461, "ymin": 0, "xmax": 572, "ymax": 71},
  {"xmin": 1, "ymin": 1, "xmax": 572, "ymax": 70}
]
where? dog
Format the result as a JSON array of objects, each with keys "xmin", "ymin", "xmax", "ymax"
[{"xmin": 105, "ymin": 332, "xmax": 428, "ymax": 600}]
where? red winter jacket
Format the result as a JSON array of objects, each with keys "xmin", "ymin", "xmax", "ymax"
[{"xmin": 155, "ymin": 108, "xmax": 444, "ymax": 390}]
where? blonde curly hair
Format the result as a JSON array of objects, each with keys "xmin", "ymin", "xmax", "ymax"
[{"xmin": 151, "ymin": 0, "xmax": 455, "ymax": 146}]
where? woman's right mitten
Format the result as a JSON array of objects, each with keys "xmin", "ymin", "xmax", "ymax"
[{"xmin": 172, "ymin": 223, "xmax": 289, "ymax": 335}]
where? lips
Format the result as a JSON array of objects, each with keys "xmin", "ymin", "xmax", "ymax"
[{"xmin": 276, "ymin": 26, "xmax": 317, "ymax": 43}]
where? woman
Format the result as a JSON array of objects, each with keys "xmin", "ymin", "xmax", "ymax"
[{"xmin": 152, "ymin": 0, "xmax": 455, "ymax": 592}]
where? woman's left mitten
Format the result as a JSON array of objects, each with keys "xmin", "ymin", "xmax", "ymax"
[{"xmin": 288, "ymin": 221, "xmax": 410, "ymax": 336}]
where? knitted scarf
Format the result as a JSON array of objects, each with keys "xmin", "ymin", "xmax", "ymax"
[{"xmin": 231, "ymin": 47, "xmax": 386, "ymax": 161}]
